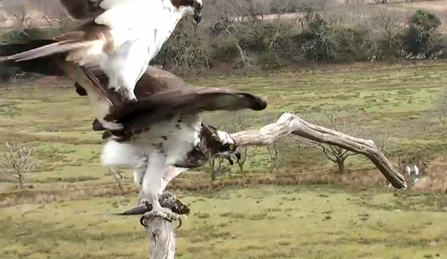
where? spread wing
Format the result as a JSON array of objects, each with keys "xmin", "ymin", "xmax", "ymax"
[
  {"xmin": 0, "ymin": 0, "xmax": 182, "ymax": 101},
  {"xmin": 0, "ymin": 40, "xmax": 267, "ymax": 138},
  {"xmin": 103, "ymin": 87, "xmax": 267, "ymax": 140}
]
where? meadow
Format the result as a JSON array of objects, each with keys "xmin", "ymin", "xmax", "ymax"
[{"xmin": 1, "ymin": 61, "xmax": 447, "ymax": 258}]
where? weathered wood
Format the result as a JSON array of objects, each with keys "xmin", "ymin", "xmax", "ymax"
[
  {"xmin": 230, "ymin": 113, "xmax": 407, "ymax": 189},
  {"xmin": 143, "ymin": 215, "xmax": 176, "ymax": 259},
  {"xmin": 140, "ymin": 191, "xmax": 189, "ymax": 259}
]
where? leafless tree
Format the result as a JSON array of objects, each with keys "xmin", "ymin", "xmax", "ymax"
[
  {"xmin": 224, "ymin": 112, "xmax": 260, "ymax": 174},
  {"xmin": 3, "ymin": 0, "xmax": 33, "ymax": 28},
  {"xmin": 267, "ymin": 141, "xmax": 281, "ymax": 173},
  {"xmin": 294, "ymin": 112, "xmax": 362, "ymax": 174},
  {"xmin": 0, "ymin": 142, "xmax": 37, "ymax": 189},
  {"xmin": 209, "ymin": 157, "xmax": 231, "ymax": 182},
  {"xmin": 30, "ymin": 0, "xmax": 75, "ymax": 30},
  {"xmin": 295, "ymin": 111, "xmax": 394, "ymax": 174},
  {"xmin": 108, "ymin": 168, "xmax": 126, "ymax": 194}
]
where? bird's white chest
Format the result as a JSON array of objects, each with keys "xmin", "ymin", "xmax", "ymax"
[
  {"xmin": 107, "ymin": 7, "xmax": 181, "ymax": 59},
  {"xmin": 131, "ymin": 115, "xmax": 201, "ymax": 165}
]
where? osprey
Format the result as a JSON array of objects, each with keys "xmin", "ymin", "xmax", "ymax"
[
  {"xmin": 0, "ymin": 0, "xmax": 203, "ymax": 102},
  {"xmin": 0, "ymin": 41, "xmax": 267, "ymax": 220}
]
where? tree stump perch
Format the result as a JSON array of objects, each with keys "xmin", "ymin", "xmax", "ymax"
[
  {"xmin": 140, "ymin": 191, "xmax": 190, "ymax": 259},
  {"xmin": 143, "ymin": 215, "xmax": 176, "ymax": 259}
]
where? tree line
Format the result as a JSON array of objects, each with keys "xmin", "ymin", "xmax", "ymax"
[{"xmin": 0, "ymin": 0, "xmax": 445, "ymax": 74}]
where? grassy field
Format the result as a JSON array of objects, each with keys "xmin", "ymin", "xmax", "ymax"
[
  {"xmin": 1, "ymin": 61, "xmax": 447, "ymax": 189},
  {"xmin": 1, "ymin": 61, "xmax": 447, "ymax": 258},
  {"xmin": 1, "ymin": 186, "xmax": 446, "ymax": 259}
]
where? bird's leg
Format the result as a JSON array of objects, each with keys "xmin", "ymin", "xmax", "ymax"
[
  {"xmin": 133, "ymin": 154, "xmax": 148, "ymax": 184},
  {"xmin": 141, "ymin": 151, "xmax": 179, "ymax": 221},
  {"xmin": 119, "ymin": 86, "xmax": 137, "ymax": 103}
]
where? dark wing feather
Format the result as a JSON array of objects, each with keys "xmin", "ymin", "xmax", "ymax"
[
  {"xmin": 0, "ymin": 40, "xmax": 66, "ymax": 76},
  {"xmin": 104, "ymin": 87, "xmax": 267, "ymax": 139},
  {"xmin": 134, "ymin": 66, "xmax": 187, "ymax": 96}
]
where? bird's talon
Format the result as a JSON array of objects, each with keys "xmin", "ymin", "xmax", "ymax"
[
  {"xmin": 175, "ymin": 218, "xmax": 183, "ymax": 229},
  {"xmin": 140, "ymin": 216, "xmax": 147, "ymax": 227}
]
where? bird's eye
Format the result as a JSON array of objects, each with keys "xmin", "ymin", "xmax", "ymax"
[
  {"xmin": 229, "ymin": 144, "xmax": 235, "ymax": 150},
  {"xmin": 194, "ymin": 2, "xmax": 202, "ymax": 10}
]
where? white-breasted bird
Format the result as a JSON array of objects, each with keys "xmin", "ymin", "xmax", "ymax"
[{"xmin": 0, "ymin": 0, "xmax": 203, "ymax": 102}]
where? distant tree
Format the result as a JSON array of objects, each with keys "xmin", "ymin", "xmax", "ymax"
[
  {"xmin": 108, "ymin": 168, "xmax": 126, "ymax": 194},
  {"xmin": 30, "ymin": 0, "xmax": 76, "ymax": 30},
  {"xmin": 295, "ymin": 112, "xmax": 362, "ymax": 174},
  {"xmin": 403, "ymin": 9, "xmax": 441, "ymax": 57},
  {"xmin": 0, "ymin": 142, "xmax": 37, "ymax": 189},
  {"xmin": 2, "ymin": 0, "xmax": 33, "ymax": 28},
  {"xmin": 225, "ymin": 113, "xmax": 259, "ymax": 174},
  {"xmin": 209, "ymin": 157, "xmax": 231, "ymax": 182}
]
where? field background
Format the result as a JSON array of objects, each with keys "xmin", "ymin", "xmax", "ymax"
[
  {"xmin": 2, "ymin": 61, "xmax": 447, "ymax": 258},
  {"xmin": 1, "ymin": 0, "xmax": 447, "ymax": 258}
]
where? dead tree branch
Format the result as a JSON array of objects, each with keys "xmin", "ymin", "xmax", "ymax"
[
  {"xmin": 230, "ymin": 113, "xmax": 407, "ymax": 189},
  {"xmin": 293, "ymin": 111, "xmax": 360, "ymax": 174}
]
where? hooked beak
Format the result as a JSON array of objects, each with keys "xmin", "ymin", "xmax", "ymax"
[
  {"xmin": 226, "ymin": 150, "xmax": 241, "ymax": 166},
  {"xmin": 193, "ymin": 11, "xmax": 202, "ymax": 24},
  {"xmin": 235, "ymin": 151, "xmax": 241, "ymax": 162}
]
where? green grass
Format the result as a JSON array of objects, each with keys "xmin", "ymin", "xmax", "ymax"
[
  {"xmin": 2, "ymin": 62, "xmax": 447, "ymax": 257},
  {"xmin": 0, "ymin": 186, "xmax": 446, "ymax": 259},
  {"xmin": 1, "ymin": 62, "xmax": 447, "ymax": 188}
]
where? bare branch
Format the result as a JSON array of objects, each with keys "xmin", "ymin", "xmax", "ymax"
[{"xmin": 230, "ymin": 113, "xmax": 407, "ymax": 189}]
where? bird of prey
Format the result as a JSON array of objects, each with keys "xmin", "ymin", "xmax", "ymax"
[
  {"xmin": 0, "ymin": 0, "xmax": 204, "ymax": 102},
  {"xmin": 0, "ymin": 40, "xmax": 267, "ymax": 220}
]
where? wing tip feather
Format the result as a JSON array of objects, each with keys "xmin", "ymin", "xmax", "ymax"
[{"xmin": 239, "ymin": 93, "xmax": 268, "ymax": 111}]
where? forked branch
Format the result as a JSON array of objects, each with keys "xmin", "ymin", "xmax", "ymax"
[{"xmin": 230, "ymin": 113, "xmax": 407, "ymax": 189}]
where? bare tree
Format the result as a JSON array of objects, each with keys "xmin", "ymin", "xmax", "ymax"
[
  {"xmin": 209, "ymin": 157, "xmax": 231, "ymax": 181},
  {"xmin": 0, "ymin": 142, "xmax": 37, "ymax": 189},
  {"xmin": 2, "ymin": 0, "xmax": 37, "ymax": 28},
  {"xmin": 108, "ymin": 168, "xmax": 126, "ymax": 194},
  {"xmin": 268, "ymin": 141, "xmax": 281, "ymax": 173},
  {"xmin": 30, "ymin": 0, "xmax": 75, "ymax": 30},
  {"xmin": 295, "ymin": 112, "xmax": 363, "ymax": 174},
  {"xmin": 236, "ymin": 145, "xmax": 258, "ymax": 174},
  {"xmin": 225, "ymin": 112, "xmax": 260, "ymax": 174}
]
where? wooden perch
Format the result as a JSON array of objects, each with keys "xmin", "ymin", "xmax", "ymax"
[
  {"xmin": 140, "ymin": 191, "xmax": 190, "ymax": 259},
  {"xmin": 230, "ymin": 113, "xmax": 407, "ymax": 189},
  {"xmin": 143, "ymin": 216, "xmax": 176, "ymax": 259}
]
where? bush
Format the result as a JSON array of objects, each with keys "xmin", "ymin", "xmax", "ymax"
[{"xmin": 401, "ymin": 10, "xmax": 443, "ymax": 57}]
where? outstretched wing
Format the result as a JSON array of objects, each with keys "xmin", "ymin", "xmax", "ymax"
[
  {"xmin": 0, "ymin": 0, "xmax": 185, "ymax": 101},
  {"xmin": 104, "ymin": 87, "xmax": 267, "ymax": 140},
  {"xmin": 0, "ymin": 40, "xmax": 187, "ymax": 127}
]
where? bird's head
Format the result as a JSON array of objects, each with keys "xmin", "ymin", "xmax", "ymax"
[
  {"xmin": 201, "ymin": 123, "xmax": 241, "ymax": 165},
  {"xmin": 172, "ymin": 0, "xmax": 203, "ymax": 24}
]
